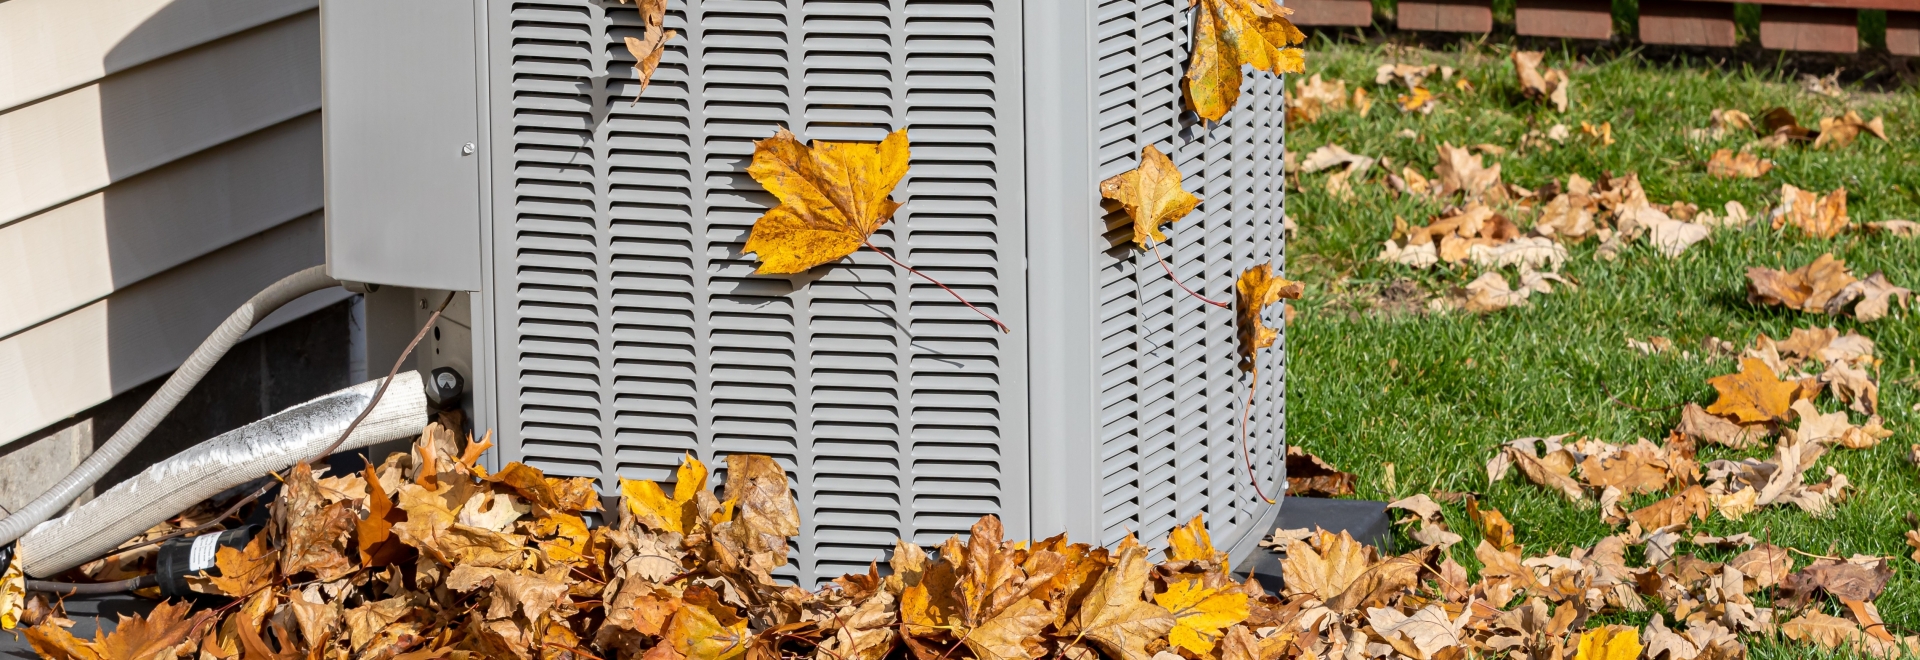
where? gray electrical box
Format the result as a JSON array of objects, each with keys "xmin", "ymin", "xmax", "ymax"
[{"xmin": 321, "ymin": 0, "xmax": 1290, "ymax": 585}]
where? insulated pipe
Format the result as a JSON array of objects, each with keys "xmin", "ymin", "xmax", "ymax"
[
  {"xmin": 0, "ymin": 266, "xmax": 338, "ymax": 548},
  {"xmin": 19, "ymin": 371, "xmax": 428, "ymax": 578}
]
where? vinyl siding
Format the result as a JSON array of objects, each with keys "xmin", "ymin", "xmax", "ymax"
[{"xmin": 0, "ymin": 5, "xmax": 338, "ymax": 446}]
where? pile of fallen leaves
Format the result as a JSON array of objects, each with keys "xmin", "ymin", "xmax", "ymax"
[
  {"xmin": 1492, "ymin": 326, "xmax": 1891, "ymax": 532},
  {"xmin": 16, "ymin": 403, "xmax": 1920, "ymax": 660}
]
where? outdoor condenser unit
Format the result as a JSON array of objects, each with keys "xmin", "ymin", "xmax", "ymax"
[{"xmin": 321, "ymin": 0, "xmax": 1290, "ymax": 584}]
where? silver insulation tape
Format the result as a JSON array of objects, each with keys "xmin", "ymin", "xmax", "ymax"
[{"xmin": 20, "ymin": 371, "xmax": 428, "ymax": 577}]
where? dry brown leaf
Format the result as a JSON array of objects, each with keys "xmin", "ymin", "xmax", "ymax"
[
  {"xmin": 1511, "ymin": 51, "xmax": 1570, "ymax": 113},
  {"xmin": 742, "ymin": 127, "xmax": 910, "ymax": 274},
  {"xmin": 1771, "ymin": 184, "xmax": 1849, "ymax": 238},
  {"xmin": 1835, "ymin": 273, "xmax": 1912, "ymax": 322},
  {"xmin": 1064, "ymin": 541, "xmax": 1174, "ymax": 660},
  {"xmin": 1864, "ymin": 219, "xmax": 1920, "ymax": 237},
  {"xmin": 1185, "ymin": 0, "xmax": 1305, "ymax": 122},
  {"xmin": 1280, "ymin": 530, "xmax": 1374, "ymax": 601},
  {"xmin": 203, "ymin": 532, "xmax": 279, "ymax": 597},
  {"xmin": 1287, "ymin": 74, "xmax": 1348, "ymax": 124},
  {"xmin": 1705, "ymin": 149, "xmax": 1772, "ymax": 179},
  {"xmin": 1626, "ymin": 485, "xmax": 1710, "ymax": 530},
  {"xmin": 713, "ymin": 454, "xmax": 802, "ymax": 577},
  {"xmin": 1284, "ymin": 446, "xmax": 1355, "ymax": 497},
  {"xmin": 1813, "ymin": 111, "xmax": 1887, "ymax": 149},
  {"xmin": 1102, "ymin": 145, "xmax": 1202, "ymax": 249},
  {"xmin": 1434, "ymin": 143, "xmax": 1506, "ymax": 202},
  {"xmin": 29, "ymin": 600, "xmax": 215, "ymax": 660}
]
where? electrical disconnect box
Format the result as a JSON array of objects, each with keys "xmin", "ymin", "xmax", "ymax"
[{"xmin": 321, "ymin": 0, "xmax": 1290, "ymax": 585}]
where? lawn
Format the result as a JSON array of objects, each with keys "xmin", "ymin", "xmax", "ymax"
[{"xmin": 1279, "ymin": 36, "xmax": 1920, "ymax": 656}]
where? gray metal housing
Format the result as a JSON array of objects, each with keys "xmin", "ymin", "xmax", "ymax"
[{"xmin": 321, "ymin": 0, "xmax": 1289, "ymax": 585}]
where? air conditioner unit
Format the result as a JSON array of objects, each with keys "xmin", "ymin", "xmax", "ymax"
[{"xmin": 320, "ymin": 0, "xmax": 1290, "ymax": 585}]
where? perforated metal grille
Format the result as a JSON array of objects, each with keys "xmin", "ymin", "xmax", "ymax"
[
  {"xmin": 1090, "ymin": 0, "xmax": 1286, "ymax": 551},
  {"xmin": 493, "ymin": 0, "xmax": 1025, "ymax": 585}
]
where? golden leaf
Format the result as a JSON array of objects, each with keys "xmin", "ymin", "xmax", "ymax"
[
  {"xmin": 1397, "ymin": 86, "xmax": 1433, "ymax": 113},
  {"xmin": 621, "ymin": 453, "xmax": 709, "ymax": 534},
  {"xmin": 1165, "ymin": 515, "xmax": 1221, "ymax": 564},
  {"xmin": 1706, "ymin": 149, "xmax": 1772, "ymax": 179},
  {"xmin": 1234, "ymin": 263, "xmax": 1302, "ymax": 374},
  {"xmin": 0, "ymin": 554, "xmax": 22, "ymax": 631},
  {"xmin": 1706, "ymin": 358, "xmax": 1801, "ymax": 424},
  {"xmin": 29, "ymin": 600, "xmax": 216, "ymax": 660},
  {"xmin": 1185, "ymin": 0, "xmax": 1306, "ymax": 121},
  {"xmin": 1064, "ymin": 540, "xmax": 1175, "ymax": 660},
  {"xmin": 1574, "ymin": 625, "xmax": 1642, "ymax": 660},
  {"xmin": 206, "ymin": 533, "xmax": 279, "ymax": 597},
  {"xmin": 1467, "ymin": 498, "xmax": 1516, "ymax": 552},
  {"xmin": 667, "ymin": 604, "xmax": 749, "ymax": 660},
  {"xmin": 1153, "ymin": 578, "xmax": 1249, "ymax": 655},
  {"xmin": 1100, "ymin": 145, "xmax": 1201, "ymax": 249},
  {"xmin": 742, "ymin": 127, "xmax": 911, "ymax": 274}
]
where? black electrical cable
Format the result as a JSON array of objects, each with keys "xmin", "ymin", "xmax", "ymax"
[{"xmin": 27, "ymin": 575, "xmax": 158, "ymax": 596}]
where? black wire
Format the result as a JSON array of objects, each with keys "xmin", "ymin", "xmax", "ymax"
[{"xmin": 27, "ymin": 575, "xmax": 158, "ymax": 595}]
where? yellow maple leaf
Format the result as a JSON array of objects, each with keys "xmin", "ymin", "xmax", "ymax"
[
  {"xmin": 1065, "ymin": 539, "xmax": 1175, "ymax": 660},
  {"xmin": 1165, "ymin": 515, "xmax": 1221, "ymax": 564},
  {"xmin": 1234, "ymin": 263, "xmax": 1303, "ymax": 374},
  {"xmin": 1574, "ymin": 625, "xmax": 1642, "ymax": 660},
  {"xmin": 1101, "ymin": 145, "xmax": 1201, "ymax": 249},
  {"xmin": 1705, "ymin": 358, "xmax": 1801, "ymax": 424},
  {"xmin": 1397, "ymin": 86, "xmax": 1433, "ymax": 113},
  {"xmin": 1185, "ymin": 0, "xmax": 1306, "ymax": 122},
  {"xmin": 620, "ymin": 453, "xmax": 709, "ymax": 534},
  {"xmin": 742, "ymin": 127, "xmax": 911, "ymax": 274},
  {"xmin": 1154, "ymin": 578, "xmax": 1250, "ymax": 655}
]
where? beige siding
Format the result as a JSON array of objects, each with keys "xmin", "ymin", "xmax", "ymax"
[
  {"xmin": 0, "ymin": 0, "xmax": 315, "ymax": 112},
  {"xmin": 0, "ymin": 116, "xmax": 323, "ymax": 338},
  {"xmin": 0, "ymin": 5, "xmax": 333, "ymax": 446}
]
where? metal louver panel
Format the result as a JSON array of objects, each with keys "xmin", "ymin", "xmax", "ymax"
[
  {"xmin": 486, "ymin": 0, "xmax": 1029, "ymax": 585},
  {"xmin": 1089, "ymin": 0, "xmax": 1286, "ymax": 553}
]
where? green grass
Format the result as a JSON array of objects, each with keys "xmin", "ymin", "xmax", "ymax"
[{"xmin": 1280, "ymin": 38, "xmax": 1920, "ymax": 647}]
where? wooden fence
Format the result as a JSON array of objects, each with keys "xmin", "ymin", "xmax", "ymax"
[{"xmin": 1290, "ymin": 0, "xmax": 1920, "ymax": 55}]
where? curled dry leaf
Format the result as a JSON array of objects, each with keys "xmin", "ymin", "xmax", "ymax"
[
  {"xmin": 1102, "ymin": 145, "xmax": 1202, "ymax": 249},
  {"xmin": 621, "ymin": 0, "xmax": 678, "ymax": 102},
  {"xmin": 1770, "ymin": 184, "xmax": 1849, "ymax": 238},
  {"xmin": 1233, "ymin": 263, "xmax": 1301, "ymax": 374},
  {"xmin": 1284, "ymin": 446, "xmax": 1355, "ymax": 497},
  {"xmin": 1287, "ymin": 74, "xmax": 1348, "ymax": 124},
  {"xmin": 1706, "ymin": 149, "xmax": 1772, "ymax": 179},
  {"xmin": 742, "ymin": 127, "xmax": 910, "ymax": 274},
  {"xmin": 1184, "ymin": 0, "xmax": 1305, "ymax": 122},
  {"xmin": 1434, "ymin": 143, "xmax": 1507, "ymax": 203},
  {"xmin": 1812, "ymin": 111, "xmax": 1887, "ymax": 149},
  {"xmin": 1864, "ymin": 219, "xmax": 1920, "ymax": 237},
  {"xmin": 1511, "ymin": 51, "xmax": 1571, "ymax": 112}
]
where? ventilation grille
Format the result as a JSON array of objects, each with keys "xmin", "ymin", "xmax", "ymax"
[
  {"xmin": 1090, "ymin": 0, "xmax": 1287, "ymax": 551},
  {"xmin": 498, "ymin": 0, "xmax": 1022, "ymax": 585}
]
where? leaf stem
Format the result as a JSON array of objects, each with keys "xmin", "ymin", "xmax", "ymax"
[
  {"xmin": 1149, "ymin": 242, "xmax": 1230, "ymax": 309},
  {"xmin": 1240, "ymin": 382, "xmax": 1278, "ymax": 505},
  {"xmin": 862, "ymin": 241, "xmax": 1010, "ymax": 334}
]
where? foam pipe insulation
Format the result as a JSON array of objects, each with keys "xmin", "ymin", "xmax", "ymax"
[{"xmin": 19, "ymin": 371, "xmax": 428, "ymax": 578}]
